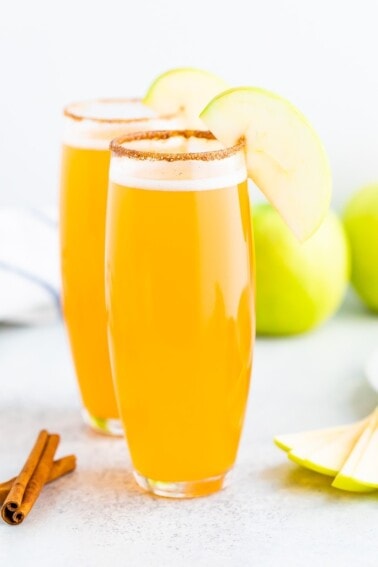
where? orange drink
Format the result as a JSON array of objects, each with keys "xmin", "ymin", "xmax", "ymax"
[
  {"xmin": 106, "ymin": 131, "xmax": 255, "ymax": 496},
  {"xmin": 60, "ymin": 100, "xmax": 176, "ymax": 434}
]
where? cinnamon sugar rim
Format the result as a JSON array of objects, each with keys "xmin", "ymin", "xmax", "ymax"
[
  {"xmin": 110, "ymin": 130, "xmax": 245, "ymax": 162},
  {"xmin": 64, "ymin": 98, "xmax": 175, "ymax": 124}
]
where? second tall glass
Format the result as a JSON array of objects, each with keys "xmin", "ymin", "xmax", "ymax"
[{"xmin": 60, "ymin": 99, "xmax": 177, "ymax": 435}]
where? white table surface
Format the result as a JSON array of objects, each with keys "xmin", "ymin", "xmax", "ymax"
[{"xmin": 1, "ymin": 295, "xmax": 378, "ymax": 566}]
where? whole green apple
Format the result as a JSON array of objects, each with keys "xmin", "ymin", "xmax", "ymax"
[
  {"xmin": 343, "ymin": 184, "xmax": 378, "ymax": 312},
  {"xmin": 253, "ymin": 204, "xmax": 350, "ymax": 335}
]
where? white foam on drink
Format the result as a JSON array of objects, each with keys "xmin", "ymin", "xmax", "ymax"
[
  {"xmin": 109, "ymin": 135, "xmax": 247, "ymax": 191},
  {"xmin": 62, "ymin": 100, "xmax": 173, "ymax": 150},
  {"xmin": 72, "ymin": 100, "xmax": 155, "ymax": 120}
]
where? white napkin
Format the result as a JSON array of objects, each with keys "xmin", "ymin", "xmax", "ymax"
[{"xmin": 0, "ymin": 208, "xmax": 61, "ymax": 324}]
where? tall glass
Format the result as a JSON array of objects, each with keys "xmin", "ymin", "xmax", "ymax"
[
  {"xmin": 60, "ymin": 100, "xmax": 177, "ymax": 435},
  {"xmin": 106, "ymin": 130, "xmax": 255, "ymax": 496}
]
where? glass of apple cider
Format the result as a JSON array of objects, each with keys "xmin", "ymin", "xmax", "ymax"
[
  {"xmin": 60, "ymin": 100, "xmax": 179, "ymax": 435},
  {"xmin": 106, "ymin": 130, "xmax": 255, "ymax": 496}
]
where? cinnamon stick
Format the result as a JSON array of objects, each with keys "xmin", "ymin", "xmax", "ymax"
[
  {"xmin": 1, "ymin": 430, "xmax": 60, "ymax": 525},
  {"xmin": 0, "ymin": 455, "xmax": 76, "ymax": 505}
]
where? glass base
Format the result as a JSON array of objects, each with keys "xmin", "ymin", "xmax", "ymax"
[
  {"xmin": 82, "ymin": 409, "xmax": 123, "ymax": 437},
  {"xmin": 133, "ymin": 470, "xmax": 230, "ymax": 498}
]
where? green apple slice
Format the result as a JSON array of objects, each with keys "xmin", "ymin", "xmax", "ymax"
[
  {"xmin": 274, "ymin": 424, "xmax": 354, "ymax": 453},
  {"xmin": 332, "ymin": 409, "xmax": 378, "ymax": 492},
  {"xmin": 350, "ymin": 426, "xmax": 378, "ymax": 487},
  {"xmin": 144, "ymin": 67, "xmax": 229, "ymax": 121},
  {"xmin": 288, "ymin": 418, "xmax": 368, "ymax": 476},
  {"xmin": 200, "ymin": 87, "xmax": 332, "ymax": 241}
]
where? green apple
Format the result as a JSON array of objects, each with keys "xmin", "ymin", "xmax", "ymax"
[
  {"xmin": 343, "ymin": 183, "xmax": 378, "ymax": 312},
  {"xmin": 332, "ymin": 410, "xmax": 378, "ymax": 492},
  {"xmin": 200, "ymin": 87, "xmax": 332, "ymax": 241},
  {"xmin": 252, "ymin": 204, "xmax": 349, "ymax": 335},
  {"xmin": 144, "ymin": 67, "xmax": 229, "ymax": 121},
  {"xmin": 288, "ymin": 418, "xmax": 367, "ymax": 476}
]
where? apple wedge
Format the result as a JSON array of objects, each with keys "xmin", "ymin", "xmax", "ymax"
[
  {"xmin": 144, "ymin": 68, "xmax": 229, "ymax": 122},
  {"xmin": 332, "ymin": 409, "xmax": 378, "ymax": 492},
  {"xmin": 288, "ymin": 418, "xmax": 368, "ymax": 476},
  {"xmin": 200, "ymin": 88, "xmax": 332, "ymax": 241},
  {"xmin": 348, "ymin": 427, "xmax": 378, "ymax": 487},
  {"xmin": 274, "ymin": 424, "xmax": 355, "ymax": 453}
]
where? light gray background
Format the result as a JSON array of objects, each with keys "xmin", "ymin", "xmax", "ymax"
[{"xmin": 1, "ymin": 0, "xmax": 378, "ymax": 209}]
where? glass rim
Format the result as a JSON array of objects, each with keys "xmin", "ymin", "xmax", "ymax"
[
  {"xmin": 63, "ymin": 98, "xmax": 175, "ymax": 124},
  {"xmin": 109, "ymin": 130, "xmax": 245, "ymax": 162}
]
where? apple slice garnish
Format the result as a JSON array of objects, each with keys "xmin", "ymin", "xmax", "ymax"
[
  {"xmin": 143, "ymin": 67, "xmax": 229, "ymax": 122},
  {"xmin": 200, "ymin": 87, "xmax": 332, "ymax": 241},
  {"xmin": 332, "ymin": 410, "xmax": 378, "ymax": 491}
]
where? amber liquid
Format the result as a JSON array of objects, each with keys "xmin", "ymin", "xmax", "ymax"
[
  {"xmin": 60, "ymin": 145, "xmax": 118, "ymax": 419},
  {"xmin": 106, "ymin": 180, "xmax": 255, "ymax": 481}
]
